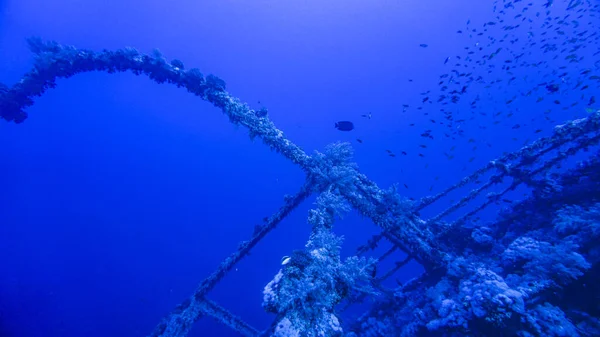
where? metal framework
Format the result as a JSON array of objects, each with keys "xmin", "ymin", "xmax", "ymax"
[{"xmin": 1, "ymin": 38, "xmax": 599, "ymax": 337}]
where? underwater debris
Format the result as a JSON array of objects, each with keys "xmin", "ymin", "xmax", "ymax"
[{"xmin": 2, "ymin": 1, "xmax": 600, "ymax": 335}]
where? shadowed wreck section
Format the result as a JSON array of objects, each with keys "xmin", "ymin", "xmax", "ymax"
[{"xmin": 2, "ymin": 38, "xmax": 599, "ymax": 336}]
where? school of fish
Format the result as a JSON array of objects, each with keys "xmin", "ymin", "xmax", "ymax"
[{"xmin": 337, "ymin": 0, "xmax": 599, "ymax": 193}]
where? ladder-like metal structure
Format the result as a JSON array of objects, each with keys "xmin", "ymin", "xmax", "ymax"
[{"xmin": 2, "ymin": 38, "xmax": 599, "ymax": 336}]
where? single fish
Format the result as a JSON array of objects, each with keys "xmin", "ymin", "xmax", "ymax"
[{"xmin": 335, "ymin": 121, "xmax": 354, "ymax": 131}]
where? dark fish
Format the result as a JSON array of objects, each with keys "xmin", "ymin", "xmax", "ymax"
[
  {"xmin": 545, "ymin": 84, "xmax": 560, "ymax": 93},
  {"xmin": 589, "ymin": 96, "xmax": 596, "ymax": 106},
  {"xmin": 420, "ymin": 44, "xmax": 428, "ymax": 48},
  {"xmin": 356, "ymin": 138, "xmax": 363, "ymax": 143},
  {"xmin": 335, "ymin": 121, "xmax": 354, "ymax": 131}
]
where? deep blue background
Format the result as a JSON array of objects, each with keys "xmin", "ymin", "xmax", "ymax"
[{"xmin": 0, "ymin": 0, "xmax": 598, "ymax": 336}]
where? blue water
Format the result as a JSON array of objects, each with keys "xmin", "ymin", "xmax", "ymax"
[{"xmin": 1, "ymin": 0, "xmax": 598, "ymax": 336}]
